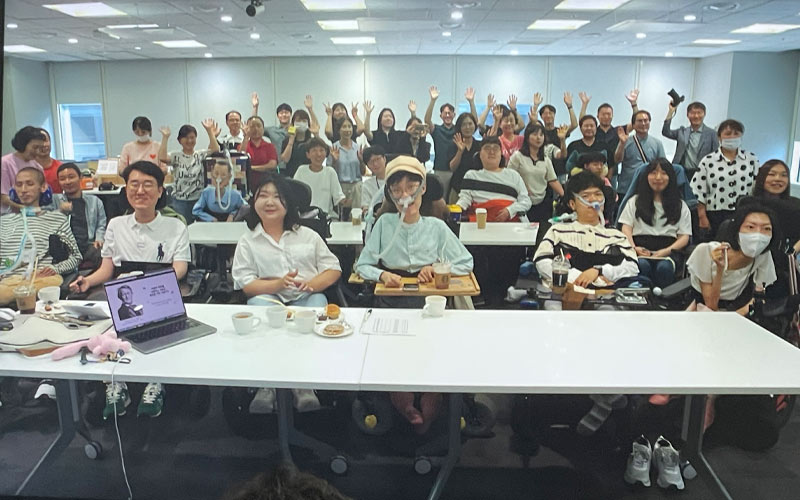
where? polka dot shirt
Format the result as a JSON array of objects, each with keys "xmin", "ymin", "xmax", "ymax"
[{"xmin": 690, "ymin": 148, "xmax": 759, "ymax": 211}]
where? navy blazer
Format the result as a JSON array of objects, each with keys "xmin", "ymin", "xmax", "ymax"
[{"xmin": 661, "ymin": 119, "xmax": 719, "ymax": 169}]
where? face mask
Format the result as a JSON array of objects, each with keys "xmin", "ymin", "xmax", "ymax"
[
  {"xmin": 136, "ymin": 134, "xmax": 151, "ymax": 143},
  {"xmin": 738, "ymin": 232, "xmax": 770, "ymax": 258},
  {"xmin": 295, "ymin": 122, "xmax": 309, "ymax": 132},
  {"xmin": 720, "ymin": 137, "xmax": 741, "ymax": 150}
]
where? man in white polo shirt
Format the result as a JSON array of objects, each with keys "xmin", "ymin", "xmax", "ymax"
[{"xmin": 70, "ymin": 160, "xmax": 190, "ymax": 421}]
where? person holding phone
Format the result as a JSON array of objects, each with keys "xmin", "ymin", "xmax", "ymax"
[{"xmin": 394, "ymin": 117, "xmax": 431, "ymax": 165}]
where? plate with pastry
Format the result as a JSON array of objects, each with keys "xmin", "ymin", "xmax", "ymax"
[{"xmin": 313, "ymin": 319, "xmax": 354, "ymax": 338}]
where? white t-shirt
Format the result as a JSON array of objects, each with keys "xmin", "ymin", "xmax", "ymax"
[
  {"xmin": 360, "ymin": 176, "xmax": 385, "ymax": 212},
  {"xmin": 687, "ymin": 241, "xmax": 776, "ymax": 301},
  {"xmin": 507, "ymin": 151, "xmax": 557, "ymax": 205},
  {"xmin": 232, "ymin": 224, "xmax": 342, "ymax": 303},
  {"xmin": 618, "ymin": 195, "xmax": 692, "ymax": 239},
  {"xmin": 170, "ymin": 150, "xmax": 209, "ymax": 200},
  {"xmin": 293, "ymin": 164, "xmax": 346, "ymax": 216},
  {"xmin": 101, "ymin": 213, "xmax": 191, "ymax": 266}
]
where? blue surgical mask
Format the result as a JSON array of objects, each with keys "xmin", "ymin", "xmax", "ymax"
[{"xmin": 720, "ymin": 137, "xmax": 741, "ymax": 150}]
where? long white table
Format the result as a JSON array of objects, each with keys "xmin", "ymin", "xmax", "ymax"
[
  {"xmin": 4, "ymin": 305, "xmax": 800, "ymax": 500},
  {"xmin": 188, "ymin": 221, "xmax": 363, "ymax": 246},
  {"xmin": 458, "ymin": 222, "xmax": 538, "ymax": 246},
  {"xmin": 83, "ymin": 187, "xmax": 122, "ymax": 196}
]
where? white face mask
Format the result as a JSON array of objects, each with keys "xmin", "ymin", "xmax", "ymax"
[
  {"xmin": 295, "ymin": 121, "xmax": 309, "ymax": 132},
  {"xmin": 136, "ymin": 134, "xmax": 151, "ymax": 143},
  {"xmin": 738, "ymin": 232, "xmax": 770, "ymax": 258},
  {"xmin": 720, "ymin": 137, "xmax": 741, "ymax": 150}
]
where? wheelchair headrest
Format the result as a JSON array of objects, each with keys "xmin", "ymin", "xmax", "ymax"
[{"xmin": 286, "ymin": 178, "xmax": 312, "ymax": 211}]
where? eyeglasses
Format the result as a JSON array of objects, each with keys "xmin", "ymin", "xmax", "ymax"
[
  {"xmin": 128, "ymin": 181, "xmax": 158, "ymax": 192},
  {"xmin": 389, "ymin": 184, "xmax": 421, "ymax": 199}
]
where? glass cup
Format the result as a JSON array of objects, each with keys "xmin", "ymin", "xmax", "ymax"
[
  {"xmin": 232, "ymin": 312, "xmax": 261, "ymax": 334},
  {"xmin": 433, "ymin": 262, "xmax": 451, "ymax": 290},
  {"xmin": 552, "ymin": 260, "xmax": 570, "ymax": 295},
  {"xmin": 14, "ymin": 285, "xmax": 37, "ymax": 314},
  {"xmin": 351, "ymin": 208, "xmax": 362, "ymax": 226},
  {"xmin": 475, "ymin": 208, "xmax": 487, "ymax": 229}
]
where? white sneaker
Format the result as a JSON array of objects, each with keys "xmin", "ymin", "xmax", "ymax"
[
  {"xmin": 653, "ymin": 436, "xmax": 685, "ymax": 490},
  {"xmin": 249, "ymin": 388, "xmax": 276, "ymax": 414},
  {"xmin": 624, "ymin": 435, "xmax": 652, "ymax": 487},
  {"xmin": 292, "ymin": 388, "xmax": 321, "ymax": 412},
  {"xmin": 34, "ymin": 380, "xmax": 57, "ymax": 400}
]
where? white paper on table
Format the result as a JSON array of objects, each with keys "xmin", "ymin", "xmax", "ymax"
[
  {"xmin": 96, "ymin": 159, "xmax": 119, "ymax": 175},
  {"xmin": 360, "ymin": 313, "xmax": 418, "ymax": 336}
]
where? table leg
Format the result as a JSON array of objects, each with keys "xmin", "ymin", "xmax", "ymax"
[
  {"xmin": 427, "ymin": 393, "xmax": 463, "ymax": 500},
  {"xmin": 275, "ymin": 388, "xmax": 339, "ymax": 464},
  {"xmin": 683, "ymin": 395, "xmax": 733, "ymax": 500},
  {"xmin": 15, "ymin": 379, "xmax": 80, "ymax": 495}
]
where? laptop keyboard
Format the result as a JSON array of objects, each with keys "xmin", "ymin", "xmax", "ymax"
[{"xmin": 126, "ymin": 319, "xmax": 195, "ymax": 344}]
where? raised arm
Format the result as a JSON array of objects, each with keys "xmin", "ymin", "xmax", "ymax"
[
  {"xmin": 465, "ymin": 87, "xmax": 478, "ymax": 121},
  {"xmin": 251, "ymin": 92, "xmax": 259, "ymax": 117},
  {"xmin": 280, "ymin": 131, "xmax": 296, "ymax": 164},
  {"xmin": 424, "ymin": 85, "xmax": 439, "ymax": 134},
  {"xmin": 202, "ymin": 118, "xmax": 220, "ymax": 153},
  {"xmin": 477, "ymin": 93, "xmax": 494, "ymax": 131},
  {"xmin": 614, "ymin": 126, "xmax": 629, "ymax": 164},
  {"xmin": 363, "ymin": 100, "xmax": 374, "ymax": 142},
  {"xmin": 624, "ymin": 89, "xmax": 639, "ymax": 134},
  {"xmin": 305, "ymin": 95, "xmax": 320, "ymax": 136},
  {"xmin": 662, "ymin": 101, "xmax": 679, "ymax": 140},
  {"xmin": 449, "ymin": 133, "xmax": 465, "ymax": 171},
  {"xmin": 508, "ymin": 94, "xmax": 524, "ymax": 133},
  {"xmin": 553, "ymin": 125, "xmax": 569, "ymax": 160},
  {"xmin": 158, "ymin": 126, "xmax": 171, "ymax": 164},
  {"xmin": 323, "ymin": 102, "xmax": 334, "ymax": 141},
  {"xmin": 351, "ymin": 102, "xmax": 366, "ymax": 136},
  {"xmin": 528, "ymin": 92, "xmax": 542, "ymax": 123},
  {"xmin": 408, "ymin": 100, "xmax": 417, "ymax": 120},
  {"xmin": 578, "ymin": 92, "xmax": 590, "ymax": 120},
  {"xmin": 564, "ymin": 92, "xmax": 578, "ymax": 134}
]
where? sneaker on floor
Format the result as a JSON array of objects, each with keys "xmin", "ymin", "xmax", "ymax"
[
  {"xmin": 137, "ymin": 383, "xmax": 165, "ymax": 418},
  {"xmin": 623, "ymin": 435, "xmax": 652, "ymax": 487},
  {"xmin": 577, "ymin": 394, "xmax": 627, "ymax": 436},
  {"xmin": 103, "ymin": 382, "xmax": 131, "ymax": 420},
  {"xmin": 292, "ymin": 388, "xmax": 321, "ymax": 412},
  {"xmin": 34, "ymin": 380, "xmax": 57, "ymax": 401},
  {"xmin": 653, "ymin": 436, "xmax": 685, "ymax": 490},
  {"xmin": 249, "ymin": 388, "xmax": 276, "ymax": 414}
]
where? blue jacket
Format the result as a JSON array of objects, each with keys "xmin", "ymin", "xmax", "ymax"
[{"xmin": 51, "ymin": 193, "xmax": 107, "ymax": 243}]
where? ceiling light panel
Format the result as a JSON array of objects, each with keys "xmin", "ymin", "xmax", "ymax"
[
  {"xmin": 317, "ymin": 20, "xmax": 359, "ymax": 30},
  {"xmin": 4, "ymin": 45, "xmax": 47, "ymax": 53},
  {"xmin": 153, "ymin": 40, "xmax": 207, "ymax": 48},
  {"xmin": 43, "ymin": 2, "xmax": 127, "ymax": 17},
  {"xmin": 692, "ymin": 38, "xmax": 740, "ymax": 45},
  {"xmin": 301, "ymin": 0, "xmax": 366, "ymax": 11},
  {"xmin": 330, "ymin": 36, "xmax": 375, "ymax": 44},
  {"xmin": 528, "ymin": 19, "xmax": 590, "ymax": 30},
  {"xmin": 731, "ymin": 23, "xmax": 800, "ymax": 34},
  {"xmin": 554, "ymin": 0, "xmax": 631, "ymax": 10}
]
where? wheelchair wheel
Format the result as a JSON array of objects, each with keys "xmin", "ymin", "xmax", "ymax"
[
  {"xmin": 461, "ymin": 394, "xmax": 497, "ymax": 438},
  {"xmin": 330, "ymin": 455, "xmax": 348, "ymax": 475},
  {"xmin": 414, "ymin": 456, "xmax": 432, "ymax": 475},
  {"xmin": 84, "ymin": 441, "xmax": 103, "ymax": 460}
]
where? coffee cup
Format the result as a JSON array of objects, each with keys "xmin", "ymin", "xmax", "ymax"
[
  {"xmin": 552, "ymin": 261, "xmax": 570, "ymax": 295},
  {"xmin": 38, "ymin": 286, "xmax": 61, "ymax": 305},
  {"xmin": 351, "ymin": 209, "xmax": 362, "ymax": 226},
  {"xmin": 14, "ymin": 285, "xmax": 37, "ymax": 314},
  {"xmin": 433, "ymin": 262, "xmax": 451, "ymax": 290},
  {"xmin": 232, "ymin": 312, "xmax": 261, "ymax": 334},
  {"xmin": 294, "ymin": 309, "xmax": 316, "ymax": 333},
  {"xmin": 422, "ymin": 295, "xmax": 447, "ymax": 317},
  {"xmin": 475, "ymin": 208, "xmax": 487, "ymax": 229},
  {"xmin": 265, "ymin": 305, "xmax": 288, "ymax": 328}
]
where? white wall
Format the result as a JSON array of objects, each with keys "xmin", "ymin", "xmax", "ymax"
[
  {"xmin": 693, "ymin": 53, "xmax": 734, "ymax": 129},
  {"xmin": 2, "ymin": 57, "xmax": 54, "ymax": 155}
]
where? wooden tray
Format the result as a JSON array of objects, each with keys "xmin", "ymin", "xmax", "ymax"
[{"xmin": 374, "ymin": 273, "xmax": 480, "ymax": 297}]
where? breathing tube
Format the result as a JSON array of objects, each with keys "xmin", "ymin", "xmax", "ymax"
[
  {"xmin": 216, "ymin": 146, "xmax": 237, "ymax": 211},
  {"xmin": 574, "ymin": 193, "xmax": 605, "ymax": 226},
  {"xmin": 0, "ymin": 207, "xmax": 38, "ymax": 277},
  {"xmin": 375, "ymin": 183, "xmax": 425, "ymax": 260}
]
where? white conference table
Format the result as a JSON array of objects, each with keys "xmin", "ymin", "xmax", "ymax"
[
  {"xmin": 83, "ymin": 187, "xmax": 122, "ymax": 196},
  {"xmin": 188, "ymin": 221, "xmax": 363, "ymax": 246},
  {"xmin": 4, "ymin": 305, "xmax": 800, "ymax": 500},
  {"xmin": 458, "ymin": 222, "xmax": 539, "ymax": 246}
]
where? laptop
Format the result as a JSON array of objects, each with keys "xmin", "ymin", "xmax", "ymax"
[{"xmin": 104, "ymin": 268, "xmax": 216, "ymax": 354}]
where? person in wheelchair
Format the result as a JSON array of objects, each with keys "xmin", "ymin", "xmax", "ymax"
[
  {"xmin": 619, "ymin": 158, "xmax": 691, "ymax": 288},
  {"xmin": 356, "ymin": 156, "xmax": 472, "ymax": 434},
  {"xmin": 0, "ymin": 167, "xmax": 81, "ymax": 305},
  {"xmin": 534, "ymin": 171, "xmax": 638, "ymax": 290},
  {"xmin": 232, "ymin": 173, "xmax": 342, "ymax": 414},
  {"xmin": 192, "ymin": 156, "xmax": 245, "ymax": 222},
  {"xmin": 686, "ymin": 202, "xmax": 778, "ymax": 315}
]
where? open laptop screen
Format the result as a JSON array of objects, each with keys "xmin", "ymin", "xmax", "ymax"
[{"xmin": 105, "ymin": 269, "xmax": 186, "ymax": 333}]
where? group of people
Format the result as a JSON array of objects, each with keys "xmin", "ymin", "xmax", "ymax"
[{"xmin": 1, "ymin": 84, "xmax": 798, "ymax": 476}]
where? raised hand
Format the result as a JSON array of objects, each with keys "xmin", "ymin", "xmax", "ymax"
[
  {"xmin": 363, "ymin": 100, "xmax": 374, "ymax": 114},
  {"xmin": 507, "ymin": 94, "xmax": 518, "ymax": 110},
  {"xmin": 309, "ymin": 121, "xmax": 320, "ymax": 135},
  {"xmin": 351, "ymin": 102, "xmax": 359, "ymax": 118},
  {"xmin": 533, "ymin": 92, "xmax": 543, "ymax": 107},
  {"xmin": 626, "ymin": 88, "xmax": 640, "ymax": 104},
  {"xmin": 212, "ymin": 122, "xmax": 222, "ymax": 137},
  {"xmin": 304, "ymin": 94, "xmax": 313, "ymax": 109},
  {"xmin": 486, "ymin": 93, "xmax": 496, "ymax": 108},
  {"xmin": 408, "ymin": 100, "xmax": 417, "ymax": 114},
  {"xmin": 563, "ymin": 92, "xmax": 573, "ymax": 107},
  {"xmin": 556, "ymin": 124, "xmax": 569, "ymax": 140},
  {"xmin": 465, "ymin": 86, "xmax": 475, "ymax": 101},
  {"xmin": 492, "ymin": 104, "xmax": 504, "ymax": 121},
  {"xmin": 159, "ymin": 126, "xmax": 171, "ymax": 137},
  {"xmin": 429, "ymin": 85, "xmax": 440, "ymax": 100},
  {"xmin": 330, "ymin": 144, "xmax": 340, "ymax": 161},
  {"xmin": 453, "ymin": 132, "xmax": 466, "ymax": 151},
  {"xmin": 579, "ymin": 91, "xmax": 591, "ymax": 106},
  {"xmin": 201, "ymin": 118, "xmax": 216, "ymax": 131},
  {"xmin": 251, "ymin": 91, "xmax": 259, "ymax": 108},
  {"xmin": 323, "ymin": 102, "xmax": 333, "ymax": 115},
  {"xmin": 357, "ymin": 145, "xmax": 364, "ymax": 163},
  {"xmin": 617, "ymin": 125, "xmax": 629, "ymax": 143}
]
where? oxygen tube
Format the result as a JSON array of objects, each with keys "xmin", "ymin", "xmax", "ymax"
[
  {"xmin": 0, "ymin": 207, "xmax": 38, "ymax": 277},
  {"xmin": 375, "ymin": 183, "xmax": 424, "ymax": 259},
  {"xmin": 574, "ymin": 193, "xmax": 605, "ymax": 226},
  {"xmin": 216, "ymin": 145, "xmax": 236, "ymax": 211}
]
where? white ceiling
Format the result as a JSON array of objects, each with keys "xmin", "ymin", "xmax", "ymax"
[{"xmin": 4, "ymin": 0, "xmax": 800, "ymax": 62}]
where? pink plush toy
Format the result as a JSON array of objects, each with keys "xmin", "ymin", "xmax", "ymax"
[{"xmin": 52, "ymin": 329, "xmax": 131, "ymax": 361}]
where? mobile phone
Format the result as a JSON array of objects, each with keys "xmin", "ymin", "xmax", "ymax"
[
  {"xmin": 403, "ymin": 283, "xmax": 420, "ymax": 291},
  {"xmin": 288, "ymin": 125, "xmax": 296, "ymax": 134}
]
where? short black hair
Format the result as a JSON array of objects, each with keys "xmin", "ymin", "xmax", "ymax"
[
  {"xmin": 11, "ymin": 126, "xmax": 46, "ymax": 152},
  {"xmin": 276, "ymin": 103, "xmax": 292, "ymax": 114},
  {"xmin": 363, "ymin": 145, "xmax": 385, "ymax": 164},
  {"xmin": 539, "ymin": 104, "xmax": 556, "ymax": 116},
  {"xmin": 117, "ymin": 285, "xmax": 133, "ymax": 301},
  {"xmin": 440, "ymin": 103, "xmax": 455, "ymax": 114},
  {"xmin": 632, "ymin": 109, "xmax": 651, "ymax": 125},
  {"xmin": 718, "ymin": 202, "xmax": 780, "ymax": 255},
  {"xmin": 16, "ymin": 166, "xmax": 45, "ymax": 185},
  {"xmin": 122, "ymin": 161, "xmax": 165, "ymax": 187},
  {"xmin": 406, "ymin": 116, "xmax": 423, "ymax": 128},
  {"xmin": 245, "ymin": 173, "xmax": 302, "ymax": 232},
  {"xmin": 177, "ymin": 124, "xmax": 197, "ymax": 141},
  {"xmin": 57, "ymin": 162, "xmax": 82, "ymax": 178},
  {"xmin": 717, "ymin": 119, "xmax": 744, "ymax": 137},
  {"xmin": 291, "ymin": 109, "xmax": 310, "ymax": 124},
  {"xmin": 305, "ymin": 137, "xmax": 329, "ymax": 155},
  {"xmin": 579, "ymin": 114, "xmax": 598, "ymax": 127},
  {"xmin": 557, "ymin": 170, "xmax": 605, "ymax": 215},
  {"xmin": 577, "ymin": 151, "xmax": 606, "ymax": 168},
  {"xmin": 222, "ymin": 464, "xmax": 352, "ymax": 500},
  {"xmin": 479, "ymin": 136, "xmax": 506, "ymax": 168},
  {"xmin": 597, "ymin": 103, "xmax": 613, "ymax": 114},
  {"xmin": 225, "ymin": 110, "xmax": 242, "ymax": 122},
  {"xmin": 131, "ymin": 116, "xmax": 152, "ymax": 133},
  {"xmin": 687, "ymin": 101, "xmax": 706, "ymax": 113}
]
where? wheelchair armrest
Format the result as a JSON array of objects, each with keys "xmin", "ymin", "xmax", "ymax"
[
  {"xmin": 658, "ymin": 277, "xmax": 692, "ymax": 300},
  {"xmin": 760, "ymin": 295, "xmax": 800, "ymax": 318}
]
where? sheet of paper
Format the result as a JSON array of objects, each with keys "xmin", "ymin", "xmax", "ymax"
[
  {"xmin": 96, "ymin": 159, "xmax": 119, "ymax": 175},
  {"xmin": 361, "ymin": 314, "xmax": 418, "ymax": 336}
]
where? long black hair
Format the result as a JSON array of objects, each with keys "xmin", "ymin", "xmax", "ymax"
[
  {"xmin": 375, "ymin": 107, "xmax": 396, "ymax": 132},
  {"xmin": 634, "ymin": 158, "xmax": 682, "ymax": 226},
  {"xmin": 519, "ymin": 122, "xmax": 545, "ymax": 161},
  {"xmin": 718, "ymin": 202, "xmax": 781, "ymax": 255},
  {"xmin": 752, "ymin": 159, "xmax": 790, "ymax": 199},
  {"xmin": 245, "ymin": 172, "xmax": 301, "ymax": 232}
]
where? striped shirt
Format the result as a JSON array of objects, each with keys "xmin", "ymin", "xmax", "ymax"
[
  {"xmin": 534, "ymin": 220, "xmax": 638, "ymax": 286},
  {"xmin": 0, "ymin": 210, "xmax": 81, "ymax": 276}
]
